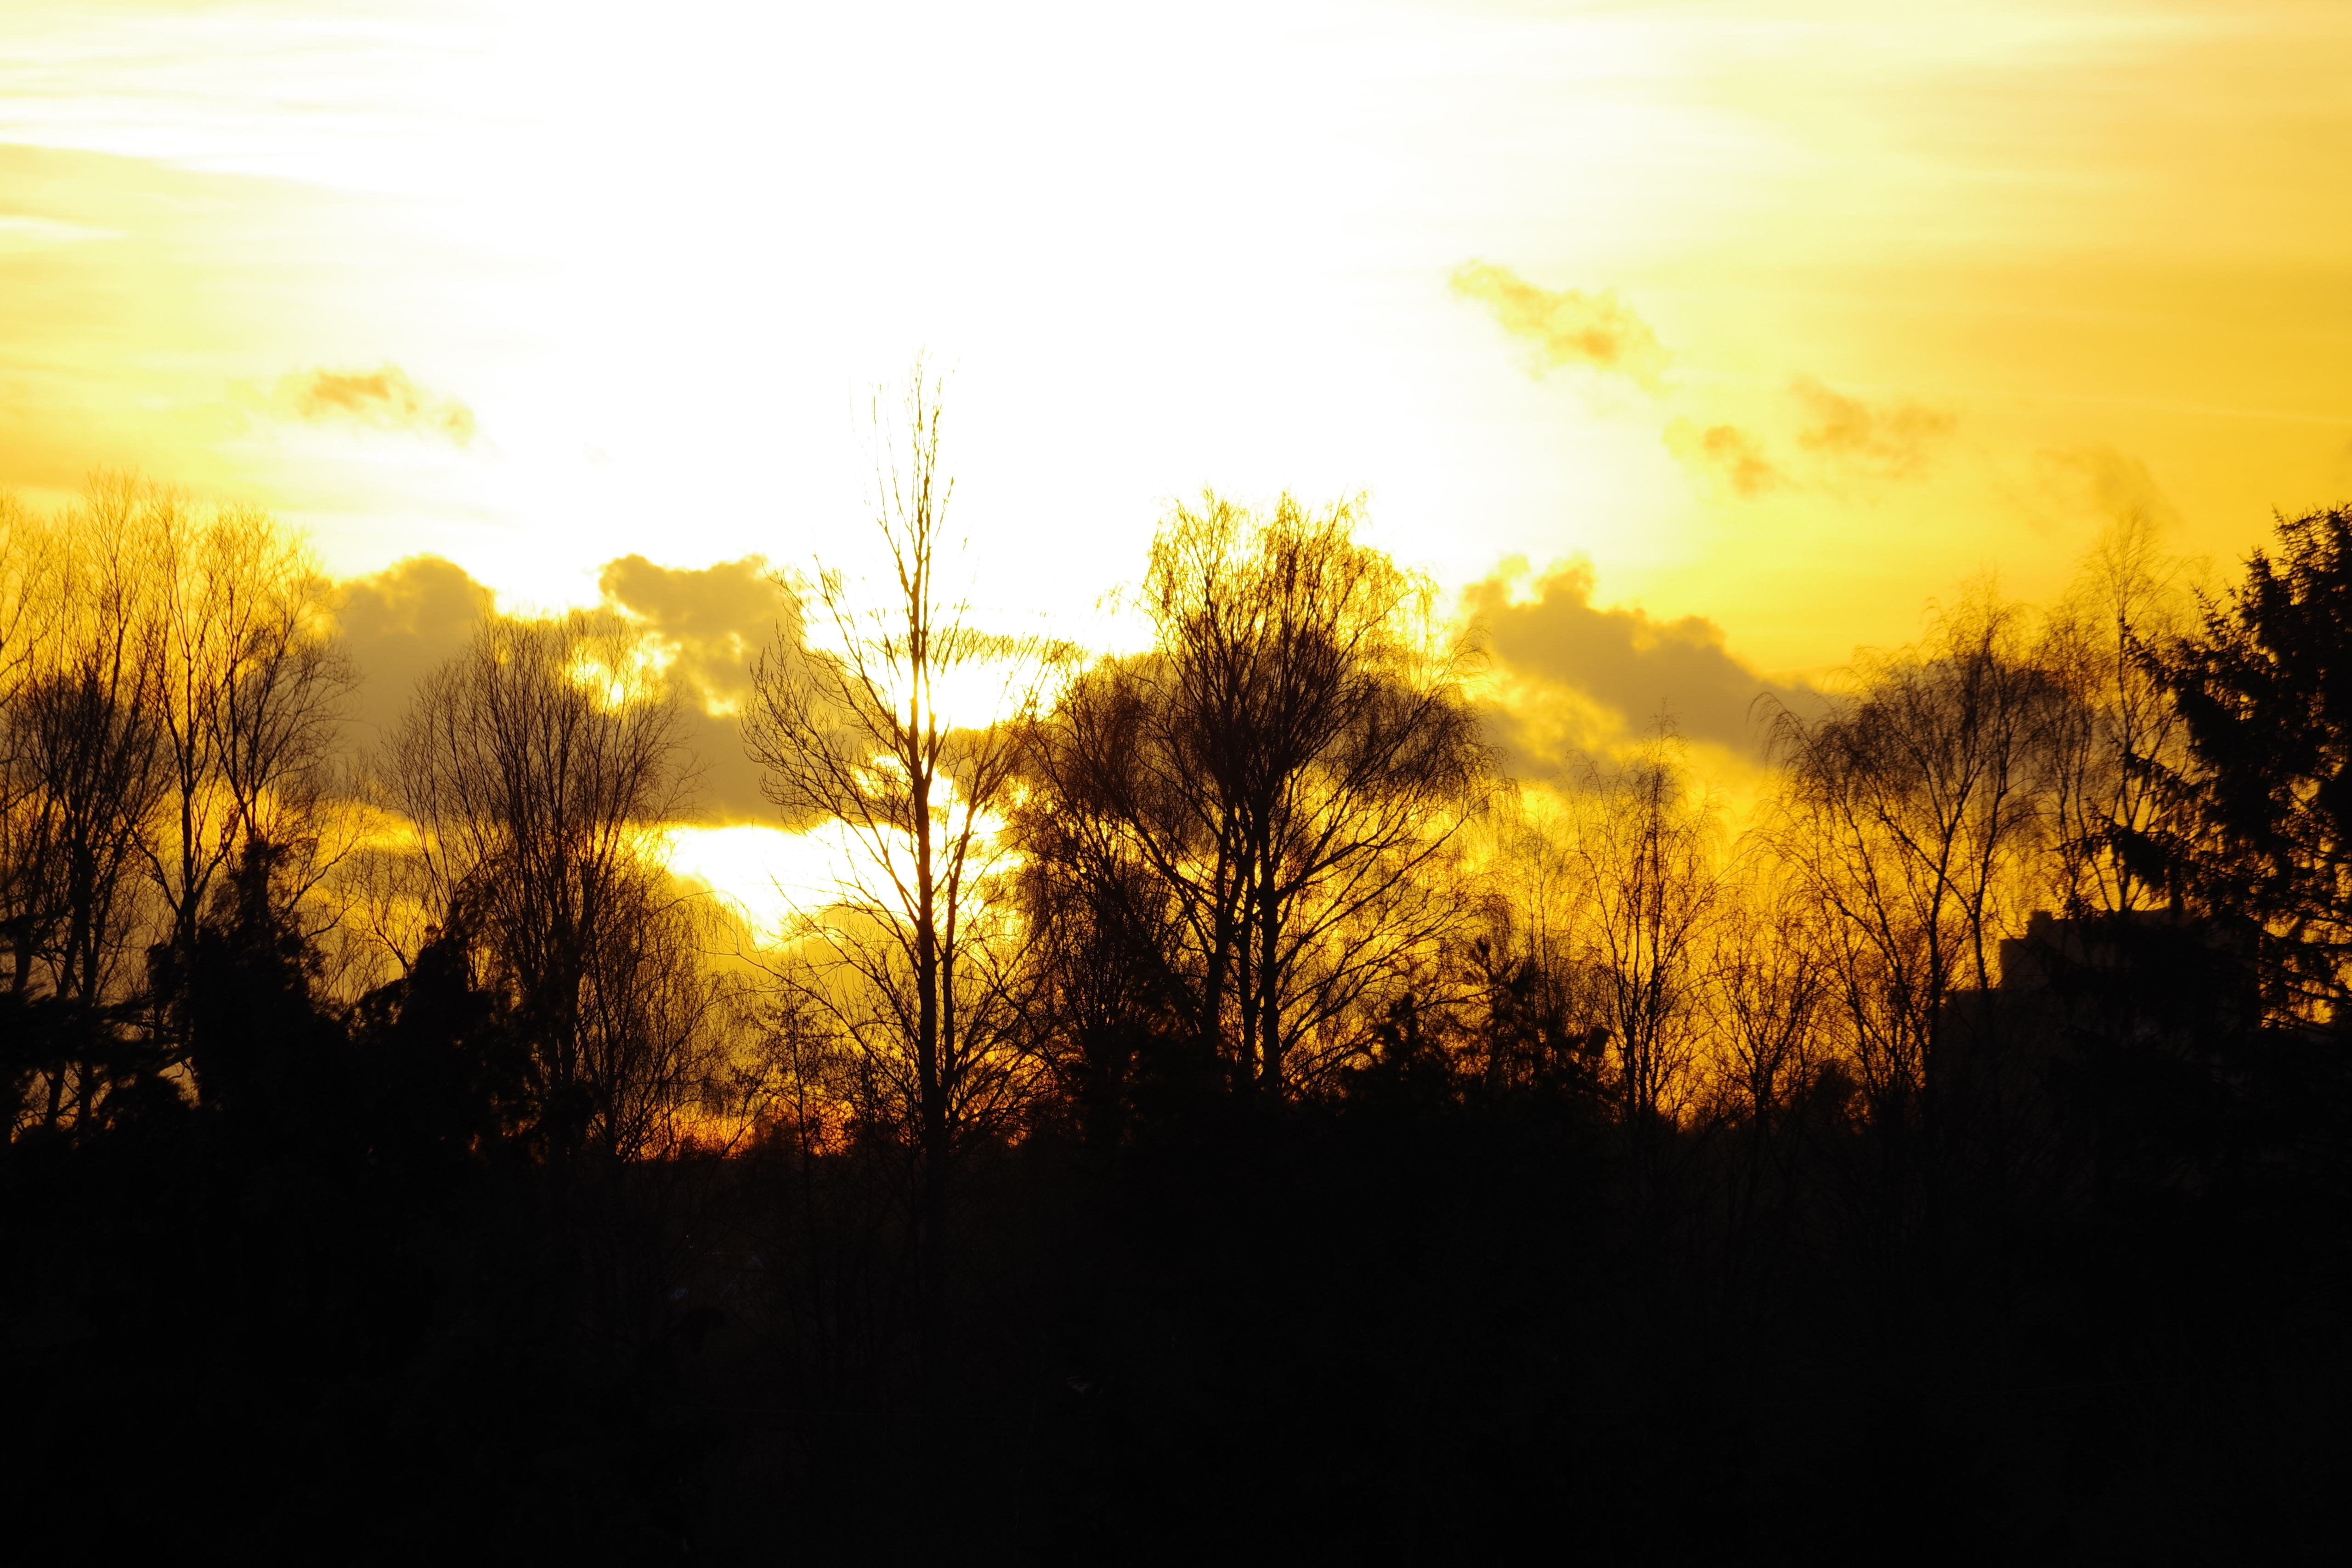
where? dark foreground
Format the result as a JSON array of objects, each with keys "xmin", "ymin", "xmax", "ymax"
[{"xmin": 6, "ymin": 936, "xmax": 2346, "ymax": 1566}]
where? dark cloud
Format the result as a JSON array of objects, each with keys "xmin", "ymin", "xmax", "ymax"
[
  {"xmin": 598, "ymin": 554, "xmax": 775, "ymax": 711},
  {"xmin": 274, "ymin": 364, "xmax": 475, "ymax": 444},
  {"xmin": 333, "ymin": 552, "xmax": 787, "ymax": 823},
  {"xmin": 1465, "ymin": 561, "xmax": 1813, "ymax": 766},
  {"xmin": 599, "ymin": 554, "xmax": 791, "ymax": 822},
  {"xmin": 1450, "ymin": 260, "xmax": 1670, "ymax": 390},
  {"xmin": 335, "ymin": 555, "xmax": 492, "ymax": 741}
]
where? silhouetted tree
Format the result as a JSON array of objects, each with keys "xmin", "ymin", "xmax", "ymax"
[
  {"xmin": 741, "ymin": 370, "xmax": 1049, "ymax": 1389},
  {"xmin": 390, "ymin": 609, "xmax": 712, "ymax": 1162},
  {"xmin": 2129, "ymin": 503, "xmax": 2352, "ymax": 1025},
  {"xmin": 1023, "ymin": 493, "xmax": 1490, "ymax": 1099},
  {"xmin": 1573, "ymin": 732, "xmax": 1722, "ymax": 1138},
  {"xmin": 87, "ymin": 477, "xmax": 356, "ymax": 1021},
  {"xmin": 1766, "ymin": 592, "xmax": 2068, "ymax": 1131},
  {"xmin": 0, "ymin": 513, "xmax": 168, "ymax": 1133},
  {"xmin": 2042, "ymin": 512, "xmax": 2194, "ymax": 918}
]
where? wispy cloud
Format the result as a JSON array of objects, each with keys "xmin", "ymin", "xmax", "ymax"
[
  {"xmin": 0, "ymin": 213, "xmax": 120, "ymax": 248},
  {"xmin": 1790, "ymin": 376, "xmax": 1953, "ymax": 478},
  {"xmin": 2037, "ymin": 444, "xmax": 2183, "ymax": 532},
  {"xmin": 1665, "ymin": 420, "xmax": 1783, "ymax": 498},
  {"xmin": 1449, "ymin": 260, "xmax": 1957, "ymax": 506},
  {"xmin": 1667, "ymin": 377, "xmax": 1955, "ymax": 499},
  {"xmin": 272, "ymin": 364, "xmax": 475, "ymax": 445},
  {"xmin": 1450, "ymin": 261, "xmax": 1670, "ymax": 390}
]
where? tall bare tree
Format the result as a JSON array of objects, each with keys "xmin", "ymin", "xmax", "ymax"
[
  {"xmin": 1704, "ymin": 859, "xmax": 1828, "ymax": 1134},
  {"xmin": 741, "ymin": 372, "xmax": 1047, "ymax": 1381}
]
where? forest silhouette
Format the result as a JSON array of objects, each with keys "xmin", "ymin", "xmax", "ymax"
[{"xmin": 3, "ymin": 389, "xmax": 2349, "ymax": 1562}]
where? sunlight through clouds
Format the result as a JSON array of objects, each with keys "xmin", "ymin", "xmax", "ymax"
[
  {"xmin": 667, "ymin": 798, "xmax": 1012, "ymax": 951},
  {"xmin": 1, "ymin": 0, "xmax": 2347, "ymax": 675}
]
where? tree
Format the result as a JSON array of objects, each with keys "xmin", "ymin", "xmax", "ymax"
[
  {"xmin": 0, "ymin": 492, "xmax": 63, "ymax": 1019},
  {"xmin": 1023, "ymin": 493, "xmax": 1489, "ymax": 1099},
  {"xmin": 167, "ymin": 838, "xmax": 347, "ymax": 1128},
  {"xmin": 741, "ymin": 371, "xmax": 1047, "ymax": 1383},
  {"xmin": 72, "ymin": 478, "xmax": 359, "ymax": 1059},
  {"xmin": 0, "ymin": 481, "xmax": 354, "ymax": 1135},
  {"xmin": 1704, "ymin": 858, "xmax": 1828, "ymax": 1136},
  {"xmin": 2042, "ymin": 511, "xmax": 2195, "ymax": 918},
  {"xmin": 2129, "ymin": 503, "xmax": 2352, "ymax": 1026},
  {"xmin": 1766, "ymin": 592, "xmax": 2067, "ymax": 1132},
  {"xmin": 0, "ymin": 496, "xmax": 169, "ymax": 1133},
  {"xmin": 1572, "ymin": 732, "xmax": 1722, "ymax": 1137},
  {"xmin": 156, "ymin": 488, "xmax": 351, "ymax": 937},
  {"xmin": 390, "ymin": 608, "xmax": 713, "ymax": 1162}
]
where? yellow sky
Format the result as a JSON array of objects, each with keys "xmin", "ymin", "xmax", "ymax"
[{"xmin": 4, "ymin": 0, "xmax": 2348, "ymax": 687}]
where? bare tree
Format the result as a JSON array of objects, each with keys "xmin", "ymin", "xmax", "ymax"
[
  {"xmin": 0, "ymin": 492, "xmax": 46, "ymax": 708},
  {"xmin": 1765, "ymin": 592, "xmax": 2067, "ymax": 1127},
  {"xmin": 74, "ymin": 478, "xmax": 360, "ymax": 1041},
  {"xmin": 1760, "ymin": 589, "xmax": 2078, "ymax": 1299},
  {"xmin": 391, "ymin": 609, "xmax": 709, "ymax": 1160},
  {"xmin": 741, "ymin": 372, "xmax": 1048, "ymax": 1382},
  {"xmin": 1024, "ymin": 492, "xmax": 1490, "ymax": 1097},
  {"xmin": 0, "ymin": 492, "xmax": 59, "ymax": 1010},
  {"xmin": 1451, "ymin": 791, "xmax": 1610, "ymax": 1094},
  {"xmin": 1705, "ymin": 859, "xmax": 1828, "ymax": 1133},
  {"xmin": 2042, "ymin": 512, "xmax": 2195, "ymax": 918},
  {"xmin": 0, "ymin": 495, "xmax": 170, "ymax": 1132},
  {"xmin": 1572, "ymin": 730, "xmax": 1723, "ymax": 1136}
]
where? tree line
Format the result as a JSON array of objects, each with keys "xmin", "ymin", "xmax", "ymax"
[{"xmin": 5, "ymin": 408, "xmax": 2349, "ymax": 1560}]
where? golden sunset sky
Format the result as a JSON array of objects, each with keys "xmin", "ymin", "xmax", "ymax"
[{"xmin": 5, "ymin": 0, "xmax": 2349, "ymax": 869}]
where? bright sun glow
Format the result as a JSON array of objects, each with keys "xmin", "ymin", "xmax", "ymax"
[
  {"xmin": 8, "ymin": 0, "xmax": 2345, "ymax": 687},
  {"xmin": 666, "ymin": 787, "xmax": 1011, "ymax": 948}
]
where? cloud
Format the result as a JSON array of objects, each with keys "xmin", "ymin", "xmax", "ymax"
[
  {"xmin": 1465, "ymin": 560, "xmax": 1814, "ymax": 767},
  {"xmin": 1790, "ymin": 376, "xmax": 1953, "ymax": 477},
  {"xmin": 1667, "ymin": 377, "xmax": 1954, "ymax": 499},
  {"xmin": 1665, "ymin": 420, "xmax": 1783, "ymax": 498},
  {"xmin": 2036, "ymin": 445, "xmax": 2185, "ymax": 533},
  {"xmin": 272, "ymin": 364, "xmax": 475, "ymax": 445},
  {"xmin": 1450, "ymin": 260, "xmax": 1670, "ymax": 390},
  {"xmin": 598, "ymin": 554, "xmax": 776, "ymax": 709},
  {"xmin": 599, "ymin": 554, "xmax": 790, "ymax": 822},
  {"xmin": 334, "ymin": 555, "xmax": 494, "ymax": 740},
  {"xmin": 333, "ymin": 552, "xmax": 786, "ymax": 822}
]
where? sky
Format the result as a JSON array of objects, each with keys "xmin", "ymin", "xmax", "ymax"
[{"xmin": 4, "ymin": 0, "xmax": 2350, "ymax": 903}]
